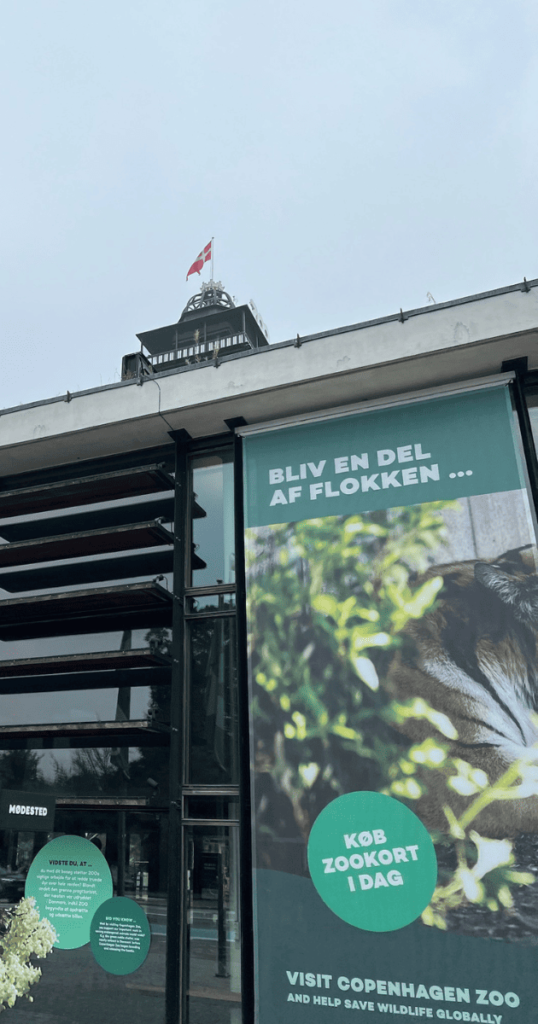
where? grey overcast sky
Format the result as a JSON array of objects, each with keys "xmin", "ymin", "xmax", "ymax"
[{"xmin": 1, "ymin": 0, "xmax": 537, "ymax": 408}]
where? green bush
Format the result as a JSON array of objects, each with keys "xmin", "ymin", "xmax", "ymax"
[
  {"xmin": 0, "ymin": 898, "xmax": 56, "ymax": 1012},
  {"xmin": 247, "ymin": 503, "xmax": 537, "ymax": 928}
]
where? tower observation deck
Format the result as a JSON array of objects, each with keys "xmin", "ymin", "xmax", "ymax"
[{"xmin": 122, "ymin": 281, "xmax": 269, "ymax": 380}]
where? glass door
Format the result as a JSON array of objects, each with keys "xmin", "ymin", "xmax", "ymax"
[
  {"xmin": 185, "ymin": 823, "xmax": 241, "ymax": 1024},
  {"xmin": 181, "ymin": 445, "xmax": 242, "ymax": 1023}
]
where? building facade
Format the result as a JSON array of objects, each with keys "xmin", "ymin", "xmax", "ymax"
[{"xmin": 1, "ymin": 278, "xmax": 538, "ymax": 1024}]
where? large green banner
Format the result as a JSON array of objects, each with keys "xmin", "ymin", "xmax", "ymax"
[{"xmin": 243, "ymin": 385, "xmax": 538, "ymax": 1023}]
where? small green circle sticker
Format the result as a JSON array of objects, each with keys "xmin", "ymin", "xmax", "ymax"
[
  {"xmin": 90, "ymin": 897, "xmax": 151, "ymax": 975},
  {"xmin": 307, "ymin": 791, "xmax": 437, "ymax": 932},
  {"xmin": 25, "ymin": 835, "xmax": 113, "ymax": 949}
]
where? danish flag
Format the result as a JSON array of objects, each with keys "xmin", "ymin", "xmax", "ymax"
[{"xmin": 186, "ymin": 241, "xmax": 212, "ymax": 280}]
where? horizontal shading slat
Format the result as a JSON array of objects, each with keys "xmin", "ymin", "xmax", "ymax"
[
  {"xmin": 0, "ymin": 464, "xmax": 174, "ymax": 518},
  {"xmin": 57, "ymin": 798, "xmax": 150, "ymax": 808},
  {"xmin": 0, "ymin": 648, "xmax": 171, "ymax": 677},
  {"xmin": 0, "ymin": 720, "xmax": 169, "ymax": 740},
  {"xmin": 0, "ymin": 549, "xmax": 175, "ymax": 592},
  {"xmin": 0, "ymin": 731, "xmax": 169, "ymax": 750},
  {"xmin": 0, "ymin": 582, "xmax": 173, "ymax": 640},
  {"xmin": 0, "ymin": 498, "xmax": 175, "ymax": 541},
  {"xmin": 0, "ymin": 521, "xmax": 173, "ymax": 568},
  {"xmin": 0, "ymin": 494, "xmax": 205, "ymax": 542}
]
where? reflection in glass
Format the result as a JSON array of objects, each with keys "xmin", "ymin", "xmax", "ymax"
[
  {"xmin": 184, "ymin": 796, "xmax": 240, "ymax": 820},
  {"xmin": 185, "ymin": 824, "xmax": 241, "ymax": 1024},
  {"xmin": 187, "ymin": 592, "xmax": 236, "ymax": 614},
  {"xmin": 191, "ymin": 454, "xmax": 235, "ymax": 587},
  {"xmin": 0, "ymin": 685, "xmax": 170, "ymax": 726},
  {"xmin": 0, "ymin": 626, "xmax": 170, "ymax": 664},
  {"xmin": 188, "ymin": 618, "xmax": 238, "ymax": 784},
  {"xmin": 0, "ymin": 810, "xmax": 167, "ymax": 1024},
  {"xmin": 0, "ymin": 744, "xmax": 169, "ymax": 802}
]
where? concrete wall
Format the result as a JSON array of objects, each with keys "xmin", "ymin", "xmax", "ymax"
[{"xmin": 435, "ymin": 489, "xmax": 536, "ymax": 564}]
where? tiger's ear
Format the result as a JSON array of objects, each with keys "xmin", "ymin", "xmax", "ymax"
[
  {"xmin": 518, "ymin": 545, "xmax": 538, "ymax": 572},
  {"xmin": 474, "ymin": 562, "xmax": 522, "ymax": 608}
]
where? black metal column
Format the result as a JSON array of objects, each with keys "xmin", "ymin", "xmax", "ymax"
[
  {"xmin": 166, "ymin": 429, "xmax": 191, "ymax": 1024},
  {"xmin": 503, "ymin": 359, "xmax": 538, "ymax": 511},
  {"xmin": 215, "ymin": 844, "xmax": 229, "ymax": 979},
  {"xmin": 117, "ymin": 811, "xmax": 126, "ymax": 897},
  {"xmin": 232, "ymin": 427, "xmax": 255, "ymax": 1024}
]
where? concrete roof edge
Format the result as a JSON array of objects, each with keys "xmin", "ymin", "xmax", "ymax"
[
  {"xmin": 1, "ymin": 276, "xmax": 536, "ymax": 420},
  {"xmin": 275, "ymin": 276, "xmax": 538, "ymax": 348}
]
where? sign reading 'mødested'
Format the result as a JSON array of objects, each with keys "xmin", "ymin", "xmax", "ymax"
[{"xmin": 0, "ymin": 790, "xmax": 56, "ymax": 832}]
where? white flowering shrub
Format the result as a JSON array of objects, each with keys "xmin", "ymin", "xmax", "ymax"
[{"xmin": 0, "ymin": 898, "xmax": 57, "ymax": 1012}]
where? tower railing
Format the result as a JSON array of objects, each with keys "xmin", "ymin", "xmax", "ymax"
[{"xmin": 147, "ymin": 331, "xmax": 254, "ymax": 368}]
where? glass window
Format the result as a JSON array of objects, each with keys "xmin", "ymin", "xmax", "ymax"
[
  {"xmin": 184, "ymin": 796, "xmax": 239, "ymax": 821},
  {"xmin": 0, "ymin": 685, "xmax": 170, "ymax": 726},
  {"xmin": 187, "ymin": 618, "xmax": 238, "ymax": 785},
  {"xmin": 0, "ymin": 626, "xmax": 171, "ymax": 666},
  {"xmin": 0, "ymin": 744, "xmax": 169, "ymax": 803},
  {"xmin": 0, "ymin": 460, "xmax": 176, "ymax": 1023},
  {"xmin": 191, "ymin": 454, "xmax": 235, "ymax": 587},
  {"xmin": 186, "ymin": 592, "xmax": 236, "ymax": 614},
  {"xmin": 0, "ymin": 810, "xmax": 167, "ymax": 1023}
]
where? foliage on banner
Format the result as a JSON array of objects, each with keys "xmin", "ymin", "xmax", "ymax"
[
  {"xmin": 385, "ymin": 727, "xmax": 538, "ymax": 926},
  {"xmin": 0, "ymin": 898, "xmax": 56, "ymax": 1012},
  {"xmin": 247, "ymin": 503, "xmax": 537, "ymax": 928}
]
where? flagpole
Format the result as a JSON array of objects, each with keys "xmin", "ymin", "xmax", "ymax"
[{"xmin": 211, "ymin": 236, "xmax": 215, "ymax": 281}]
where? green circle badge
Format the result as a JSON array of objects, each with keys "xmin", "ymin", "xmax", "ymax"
[
  {"xmin": 90, "ymin": 897, "xmax": 151, "ymax": 975},
  {"xmin": 307, "ymin": 791, "xmax": 437, "ymax": 932},
  {"xmin": 25, "ymin": 835, "xmax": 113, "ymax": 949}
]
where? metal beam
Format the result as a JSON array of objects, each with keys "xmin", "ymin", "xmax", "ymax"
[{"xmin": 166, "ymin": 430, "xmax": 188, "ymax": 1024}]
